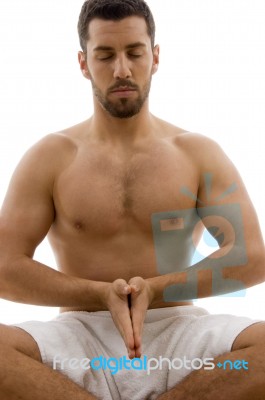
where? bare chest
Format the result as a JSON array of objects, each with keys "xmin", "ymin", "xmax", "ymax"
[{"xmin": 52, "ymin": 142, "xmax": 198, "ymax": 236}]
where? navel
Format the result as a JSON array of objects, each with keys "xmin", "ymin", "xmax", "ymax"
[{"xmin": 74, "ymin": 220, "xmax": 85, "ymax": 231}]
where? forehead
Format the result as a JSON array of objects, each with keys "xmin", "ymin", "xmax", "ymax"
[{"xmin": 87, "ymin": 16, "xmax": 150, "ymax": 49}]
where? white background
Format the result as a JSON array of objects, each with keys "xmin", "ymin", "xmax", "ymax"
[{"xmin": 0, "ymin": 0, "xmax": 264, "ymax": 324}]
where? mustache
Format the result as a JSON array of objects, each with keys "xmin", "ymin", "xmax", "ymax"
[{"xmin": 108, "ymin": 80, "xmax": 139, "ymax": 93}]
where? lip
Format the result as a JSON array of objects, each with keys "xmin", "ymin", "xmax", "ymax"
[
  {"xmin": 111, "ymin": 87, "xmax": 136, "ymax": 92},
  {"xmin": 110, "ymin": 87, "xmax": 137, "ymax": 97}
]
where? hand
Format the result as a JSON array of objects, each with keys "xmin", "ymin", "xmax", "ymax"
[
  {"xmin": 104, "ymin": 279, "xmax": 139, "ymax": 359},
  {"xmin": 128, "ymin": 276, "xmax": 154, "ymax": 358}
]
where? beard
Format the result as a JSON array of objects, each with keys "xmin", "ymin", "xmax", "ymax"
[{"xmin": 90, "ymin": 77, "xmax": 152, "ymax": 119}]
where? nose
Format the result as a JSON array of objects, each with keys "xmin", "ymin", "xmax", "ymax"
[{"xmin": 113, "ymin": 54, "xmax": 132, "ymax": 79}]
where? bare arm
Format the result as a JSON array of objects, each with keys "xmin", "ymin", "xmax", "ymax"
[
  {"xmin": 0, "ymin": 135, "xmax": 109, "ymax": 309},
  {"xmin": 147, "ymin": 135, "xmax": 265, "ymax": 303}
]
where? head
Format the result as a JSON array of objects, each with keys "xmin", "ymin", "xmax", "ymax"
[{"xmin": 77, "ymin": 0, "xmax": 159, "ymax": 119}]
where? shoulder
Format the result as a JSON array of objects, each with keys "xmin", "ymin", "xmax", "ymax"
[
  {"xmin": 155, "ymin": 118, "xmax": 236, "ymax": 174},
  {"xmin": 169, "ymin": 128, "xmax": 231, "ymax": 168},
  {"xmin": 171, "ymin": 129, "xmax": 222, "ymax": 153},
  {"xmin": 25, "ymin": 130, "xmax": 77, "ymax": 160},
  {"xmin": 170, "ymin": 130, "xmax": 244, "ymax": 198},
  {"xmin": 10, "ymin": 124, "xmax": 84, "ymax": 192},
  {"xmin": 19, "ymin": 123, "xmax": 83, "ymax": 172},
  {"xmin": 154, "ymin": 116, "xmax": 219, "ymax": 150}
]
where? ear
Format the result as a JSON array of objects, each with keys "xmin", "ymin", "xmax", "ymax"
[
  {"xmin": 151, "ymin": 44, "xmax": 160, "ymax": 75},
  {"xmin": 78, "ymin": 51, "xmax": 91, "ymax": 80}
]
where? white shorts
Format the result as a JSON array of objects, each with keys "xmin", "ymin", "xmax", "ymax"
[{"xmin": 13, "ymin": 306, "xmax": 261, "ymax": 400}]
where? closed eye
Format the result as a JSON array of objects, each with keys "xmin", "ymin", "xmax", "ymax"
[
  {"xmin": 128, "ymin": 53, "xmax": 142, "ymax": 58},
  {"xmin": 96, "ymin": 53, "xmax": 114, "ymax": 61},
  {"xmin": 96, "ymin": 52, "xmax": 143, "ymax": 61}
]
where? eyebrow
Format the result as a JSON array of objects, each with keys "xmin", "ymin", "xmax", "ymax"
[{"xmin": 93, "ymin": 42, "xmax": 147, "ymax": 52}]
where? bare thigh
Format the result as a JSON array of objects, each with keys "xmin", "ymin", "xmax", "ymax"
[{"xmin": 0, "ymin": 323, "xmax": 42, "ymax": 362}]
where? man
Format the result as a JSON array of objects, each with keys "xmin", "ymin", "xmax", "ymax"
[{"xmin": 0, "ymin": 0, "xmax": 264, "ymax": 399}]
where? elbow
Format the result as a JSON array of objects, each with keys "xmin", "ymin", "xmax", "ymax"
[
  {"xmin": 0, "ymin": 254, "xmax": 20, "ymax": 299},
  {"xmin": 248, "ymin": 246, "xmax": 265, "ymax": 286},
  {"xmin": 0, "ymin": 257, "xmax": 10, "ymax": 298},
  {"xmin": 255, "ymin": 251, "xmax": 265, "ymax": 284},
  {"xmin": 0, "ymin": 261, "xmax": 7, "ymax": 299}
]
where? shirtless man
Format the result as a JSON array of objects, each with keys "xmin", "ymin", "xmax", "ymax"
[{"xmin": 0, "ymin": 0, "xmax": 265, "ymax": 399}]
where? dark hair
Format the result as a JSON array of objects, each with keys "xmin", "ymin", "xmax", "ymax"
[{"xmin": 78, "ymin": 0, "xmax": 156, "ymax": 53}]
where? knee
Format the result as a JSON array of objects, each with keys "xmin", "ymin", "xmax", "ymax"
[
  {"xmin": 0, "ymin": 323, "xmax": 42, "ymax": 362},
  {"xmin": 232, "ymin": 322, "xmax": 265, "ymax": 352},
  {"xmin": 0, "ymin": 323, "xmax": 20, "ymax": 358},
  {"xmin": 0, "ymin": 324, "xmax": 12, "ymax": 348},
  {"xmin": 0, "ymin": 326, "xmax": 15, "ymax": 385}
]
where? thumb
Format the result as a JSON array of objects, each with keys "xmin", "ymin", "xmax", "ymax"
[{"xmin": 113, "ymin": 278, "xmax": 131, "ymax": 295}]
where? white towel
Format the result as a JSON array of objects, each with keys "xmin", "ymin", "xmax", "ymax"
[{"xmin": 13, "ymin": 306, "xmax": 260, "ymax": 399}]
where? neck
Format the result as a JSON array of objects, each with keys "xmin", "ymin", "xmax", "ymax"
[{"xmin": 90, "ymin": 101, "xmax": 156, "ymax": 147}]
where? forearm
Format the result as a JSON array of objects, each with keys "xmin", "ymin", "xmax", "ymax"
[
  {"xmin": 147, "ymin": 244, "xmax": 265, "ymax": 304},
  {"xmin": 0, "ymin": 256, "xmax": 108, "ymax": 310}
]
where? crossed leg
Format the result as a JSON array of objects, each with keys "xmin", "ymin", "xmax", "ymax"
[
  {"xmin": 1, "ymin": 321, "xmax": 265, "ymax": 400},
  {"xmin": 0, "ymin": 324, "xmax": 96, "ymax": 400},
  {"xmin": 157, "ymin": 321, "xmax": 265, "ymax": 400}
]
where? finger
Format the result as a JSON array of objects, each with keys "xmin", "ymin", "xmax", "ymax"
[
  {"xmin": 130, "ymin": 293, "xmax": 148, "ymax": 357},
  {"xmin": 113, "ymin": 278, "xmax": 132, "ymax": 296},
  {"xmin": 128, "ymin": 276, "xmax": 144, "ymax": 291},
  {"xmin": 130, "ymin": 284, "xmax": 140, "ymax": 292},
  {"xmin": 110, "ymin": 279, "xmax": 135, "ymax": 357},
  {"xmin": 112, "ymin": 278, "xmax": 145, "ymax": 359},
  {"xmin": 111, "ymin": 299, "xmax": 135, "ymax": 355},
  {"xmin": 131, "ymin": 316, "xmax": 143, "ymax": 357}
]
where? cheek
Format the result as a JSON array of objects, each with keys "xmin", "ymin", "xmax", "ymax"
[
  {"xmin": 87, "ymin": 68, "xmax": 107, "ymax": 88},
  {"xmin": 86, "ymin": 58, "xmax": 106, "ymax": 78},
  {"xmin": 139, "ymin": 59, "xmax": 155, "ymax": 76},
  {"xmin": 92, "ymin": 64, "xmax": 113, "ymax": 82}
]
